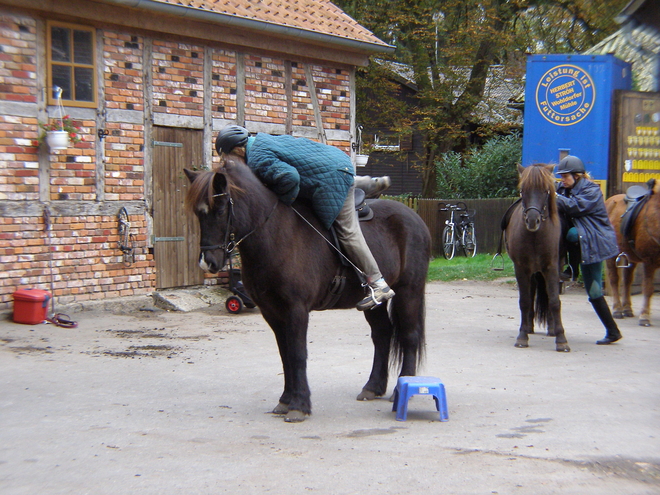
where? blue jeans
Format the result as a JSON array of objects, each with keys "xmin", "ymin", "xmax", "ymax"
[{"xmin": 581, "ymin": 261, "xmax": 604, "ymax": 300}]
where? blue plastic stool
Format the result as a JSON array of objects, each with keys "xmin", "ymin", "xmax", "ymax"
[{"xmin": 392, "ymin": 376, "xmax": 448, "ymax": 421}]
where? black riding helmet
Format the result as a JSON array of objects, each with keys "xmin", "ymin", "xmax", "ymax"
[
  {"xmin": 215, "ymin": 125, "xmax": 249, "ymax": 154},
  {"xmin": 557, "ymin": 155, "xmax": 585, "ymax": 174}
]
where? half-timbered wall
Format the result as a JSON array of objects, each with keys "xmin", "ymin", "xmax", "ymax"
[{"xmin": 0, "ymin": 8, "xmax": 357, "ymax": 310}]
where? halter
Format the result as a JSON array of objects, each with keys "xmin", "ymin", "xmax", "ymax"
[
  {"xmin": 521, "ymin": 190, "xmax": 550, "ymax": 223},
  {"xmin": 199, "ymin": 191, "xmax": 278, "ymax": 258}
]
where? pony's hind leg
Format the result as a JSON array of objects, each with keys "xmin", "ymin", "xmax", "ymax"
[
  {"xmin": 357, "ymin": 305, "xmax": 393, "ymax": 400},
  {"xmin": 639, "ymin": 263, "xmax": 657, "ymax": 326}
]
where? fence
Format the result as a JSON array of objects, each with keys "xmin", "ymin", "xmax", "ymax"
[{"xmin": 385, "ymin": 196, "xmax": 517, "ymax": 257}]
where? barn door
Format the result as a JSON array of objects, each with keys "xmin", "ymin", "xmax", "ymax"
[{"xmin": 152, "ymin": 126, "xmax": 205, "ymax": 289}]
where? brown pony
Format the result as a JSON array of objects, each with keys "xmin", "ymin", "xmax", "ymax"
[
  {"xmin": 184, "ymin": 156, "xmax": 431, "ymax": 422},
  {"xmin": 506, "ymin": 163, "xmax": 569, "ymax": 352},
  {"xmin": 605, "ymin": 180, "xmax": 660, "ymax": 326}
]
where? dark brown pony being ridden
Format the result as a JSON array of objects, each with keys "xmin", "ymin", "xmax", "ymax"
[
  {"xmin": 184, "ymin": 157, "xmax": 431, "ymax": 422},
  {"xmin": 605, "ymin": 180, "xmax": 660, "ymax": 326},
  {"xmin": 506, "ymin": 163, "xmax": 570, "ymax": 352}
]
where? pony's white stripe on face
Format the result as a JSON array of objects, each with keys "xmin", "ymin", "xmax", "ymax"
[{"xmin": 198, "ymin": 203, "xmax": 209, "ymax": 214}]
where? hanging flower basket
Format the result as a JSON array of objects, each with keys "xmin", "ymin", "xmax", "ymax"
[
  {"xmin": 37, "ymin": 88, "xmax": 81, "ymax": 151},
  {"xmin": 45, "ymin": 130, "xmax": 70, "ymax": 150},
  {"xmin": 355, "ymin": 154, "xmax": 369, "ymax": 167}
]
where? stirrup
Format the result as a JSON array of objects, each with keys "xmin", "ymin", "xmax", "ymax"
[
  {"xmin": 615, "ymin": 252, "xmax": 631, "ymax": 269},
  {"xmin": 491, "ymin": 253, "xmax": 504, "ymax": 271}
]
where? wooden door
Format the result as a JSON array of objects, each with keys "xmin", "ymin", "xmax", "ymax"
[{"xmin": 152, "ymin": 126, "xmax": 205, "ymax": 289}]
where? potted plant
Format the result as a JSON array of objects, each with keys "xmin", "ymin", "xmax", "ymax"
[
  {"xmin": 39, "ymin": 115, "xmax": 81, "ymax": 150},
  {"xmin": 354, "ymin": 124, "xmax": 369, "ymax": 167}
]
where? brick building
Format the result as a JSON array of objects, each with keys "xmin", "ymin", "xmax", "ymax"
[{"xmin": 0, "ymin": 0, "xmax": 392, "ymax": 311}]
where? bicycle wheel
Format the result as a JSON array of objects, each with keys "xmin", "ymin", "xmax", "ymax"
[
  {"xmin": 462, "ymin": 223, "xmax": 477, "ymax": 258},
  {"xmin": 442, "ymin": 225, "xmax": 456, "ymax": 260}
]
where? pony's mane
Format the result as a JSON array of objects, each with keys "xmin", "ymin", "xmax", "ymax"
[
  {"xmin": 185, "ymin": 161, "xmax": 244, "ymax": 213},
  {"xmin": 519, "ymin": 163, "xmax": 558, "ymax": 220}
]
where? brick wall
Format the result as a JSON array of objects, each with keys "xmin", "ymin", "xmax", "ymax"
[{"xmin": 0, "ymin": 8, "xmax": 355, "ymax": 311}]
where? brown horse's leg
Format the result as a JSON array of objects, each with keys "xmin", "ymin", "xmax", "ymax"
[
  {"xmin": 515, "ymin": 272, "xmax": 534, "ymax": 348},
  {"xmin": 639, "ymin": 263, "xmax": 656, "ymax": 327},
  {"xmin": 605, "ymin": 258, "xmax": 625, "ymax": 318},
  {"xmin": 261, "ymin": 309, "xmax": 312, "ymax": 422},
  {"xmin": 358, "ymin": 305, "xmax": 393, "ymax": 400},
  {"xmin": 621, "ymin": 264, "xmax": 637, "ymax": 318}
]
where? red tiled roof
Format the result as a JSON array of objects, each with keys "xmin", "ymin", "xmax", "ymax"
[{"xmin": 151, "ymin": 0, "xmax": 391, "ymax": 48}]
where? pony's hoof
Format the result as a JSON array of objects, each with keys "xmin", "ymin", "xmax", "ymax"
[
  {"xmin": 623, "ymin": 310, "xmax": 634, "ymax": 318},
  {"xmin": 272, "ymin": 402, "xmax": 288, "ymax": 415},
  {"xmin": 613, "ymin": 311, "xmax": 624, "ymax": 319},
  {"xmin": 514, "ymin": 341, "xmax": 529, "ymax": 348},
  {"xmin": 284, "ymin": 410, "xmax": 307, "ymax": 423},
  {"xmin": 357, "ymin": 389, "xmax": 377, "ymax": 401},
  {"xmin": 639, "ymin": 319, "xmax": 651, "ymax": 327},
  {"xmin": 556, "ymin": 344, "xmax": 571, "ymax": 352}
]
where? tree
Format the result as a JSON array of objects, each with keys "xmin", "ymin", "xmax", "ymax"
[{"xmin": 336, "ymin": 0, "xmax": 628, "ymax": 197}]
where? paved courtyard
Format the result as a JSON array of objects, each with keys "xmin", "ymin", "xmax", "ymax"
[{"xmin": 1, "ymin": 280, "xmax": 659, "ymax": 494}]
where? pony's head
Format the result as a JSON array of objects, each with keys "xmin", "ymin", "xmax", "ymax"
[
  {"xmin": 517, "ymin": 163, "xmax": 558, "ymax": 232},
  {"xmin": 184, "ymin": 168, "xmax": 236, "ymax": 274}
]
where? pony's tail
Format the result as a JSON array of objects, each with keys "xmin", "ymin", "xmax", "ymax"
[
  {"xmin": 533, "ymin": 272, "xmax": 549, "ymax": 327},
  {"xmin": 389, "ymin": 296, "xmax": 426, "ymax": 374}
]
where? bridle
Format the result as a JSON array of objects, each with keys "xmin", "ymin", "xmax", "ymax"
[
  {"xmin": 199, "ymin": 190, "xmax": 278, "ymax": 259},
  {"xmin": 521, "ymin": 190, "xmax": 550, "ymax": 223}
]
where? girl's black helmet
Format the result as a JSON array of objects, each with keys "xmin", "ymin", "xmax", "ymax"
[
  {"xmin": 557, "ymin": 155, "xmax": 585, "ymax": 174},
  {"xmin": 215, "ymin": 125, "xmax": 249, "ymax": 154}
]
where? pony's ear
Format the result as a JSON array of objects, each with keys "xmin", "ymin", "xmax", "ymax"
[
  {"xmin": 517, "ymin": 163, "xmax": 525, "ymax": 176},
  {"xmin": 184, "ymin": 168, "xmax": 199, "ymax": 184},
  {"xmin": 544, "ymin": 163, "xmax": 555, "ymax": 175},
  {"xmin": 212, "ymin": 171, "xmax": 228, "ymax": 195}
]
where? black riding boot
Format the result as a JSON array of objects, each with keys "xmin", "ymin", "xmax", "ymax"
[{"xmin": 590, "ymin": 296, "xmax": 622, "ymax": 345}]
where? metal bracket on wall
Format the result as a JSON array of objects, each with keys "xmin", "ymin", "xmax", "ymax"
[
  {"xmin": 153, "ymin": 140, "xmax": 183, "ymax": 148},
  {"xmin": 151, "ymin": 236, "xmax": 185, "ymax": 243}
]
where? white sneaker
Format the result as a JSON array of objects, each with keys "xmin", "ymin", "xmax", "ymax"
[{"xmin": 357, "ymin": 279, "xmax": 395, "ymax": 311}]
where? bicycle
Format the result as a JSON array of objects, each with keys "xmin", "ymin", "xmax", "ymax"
[{"xmin": 440, "ymin": 202, "xmax": 477, "ymax": 260}]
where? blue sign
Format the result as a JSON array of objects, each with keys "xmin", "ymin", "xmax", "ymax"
[{"xmin": 522, "ymin": 54, "xmax": 632, "ymax": 182}]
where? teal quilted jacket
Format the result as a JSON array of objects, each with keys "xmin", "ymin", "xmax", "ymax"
[{"xmin": 245, "ymin": 134, "xmax": 354, "ymax": 229}]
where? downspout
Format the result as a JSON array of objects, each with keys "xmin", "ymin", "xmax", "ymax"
[{"xmin": 97, "ymin": 0, "xmax": 395, "ymax": 55}]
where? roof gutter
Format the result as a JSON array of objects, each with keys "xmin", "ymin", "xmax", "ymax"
[{"xmin": 98, "ymin": 0, "xmax": 395, "ymax": 54}]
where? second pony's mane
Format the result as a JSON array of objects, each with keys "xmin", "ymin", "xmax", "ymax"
[{"xmin": 519, "ymin": 163, "xmax": 558, "ymax": 222}]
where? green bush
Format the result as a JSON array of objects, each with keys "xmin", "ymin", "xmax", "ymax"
[{"xmin": 436, "ymin": 133, "xmax": 521, "ymax": 199}]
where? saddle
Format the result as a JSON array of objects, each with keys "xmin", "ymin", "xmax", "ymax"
[
  {"xmin": 620, "ymin": 178, "xmax": 655, "ymax": 241},
  {"xmin": 355, "ymin": 187, "xmax": 375, "ymax": 221}
]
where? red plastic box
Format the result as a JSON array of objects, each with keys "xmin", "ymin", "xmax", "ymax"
[{"xmin": 13, "ymin": 288, "xmax": 51, "ymax": 325}]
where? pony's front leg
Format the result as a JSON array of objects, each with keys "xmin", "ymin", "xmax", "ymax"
[
  {"xmin": 639, "ymin": 263, "xmax": 656, "ymax": 327},
  {"xmin": 606, "ymin": 258, "xmax": 625, "ymax": 318},
  {"xmin": 261, "ymin": 309, "xmax": 311, "ymax": 422},
  {"xmin": 621, "ymin": 263, "xmax": 637, "ymax": 318},
  {"xmin": 514, "ymin": 271, "xmax": 534, "ymax": 348},
  {"xmin": 357, "ymin": 305, "xmax": 393, "ymax": 400}
]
